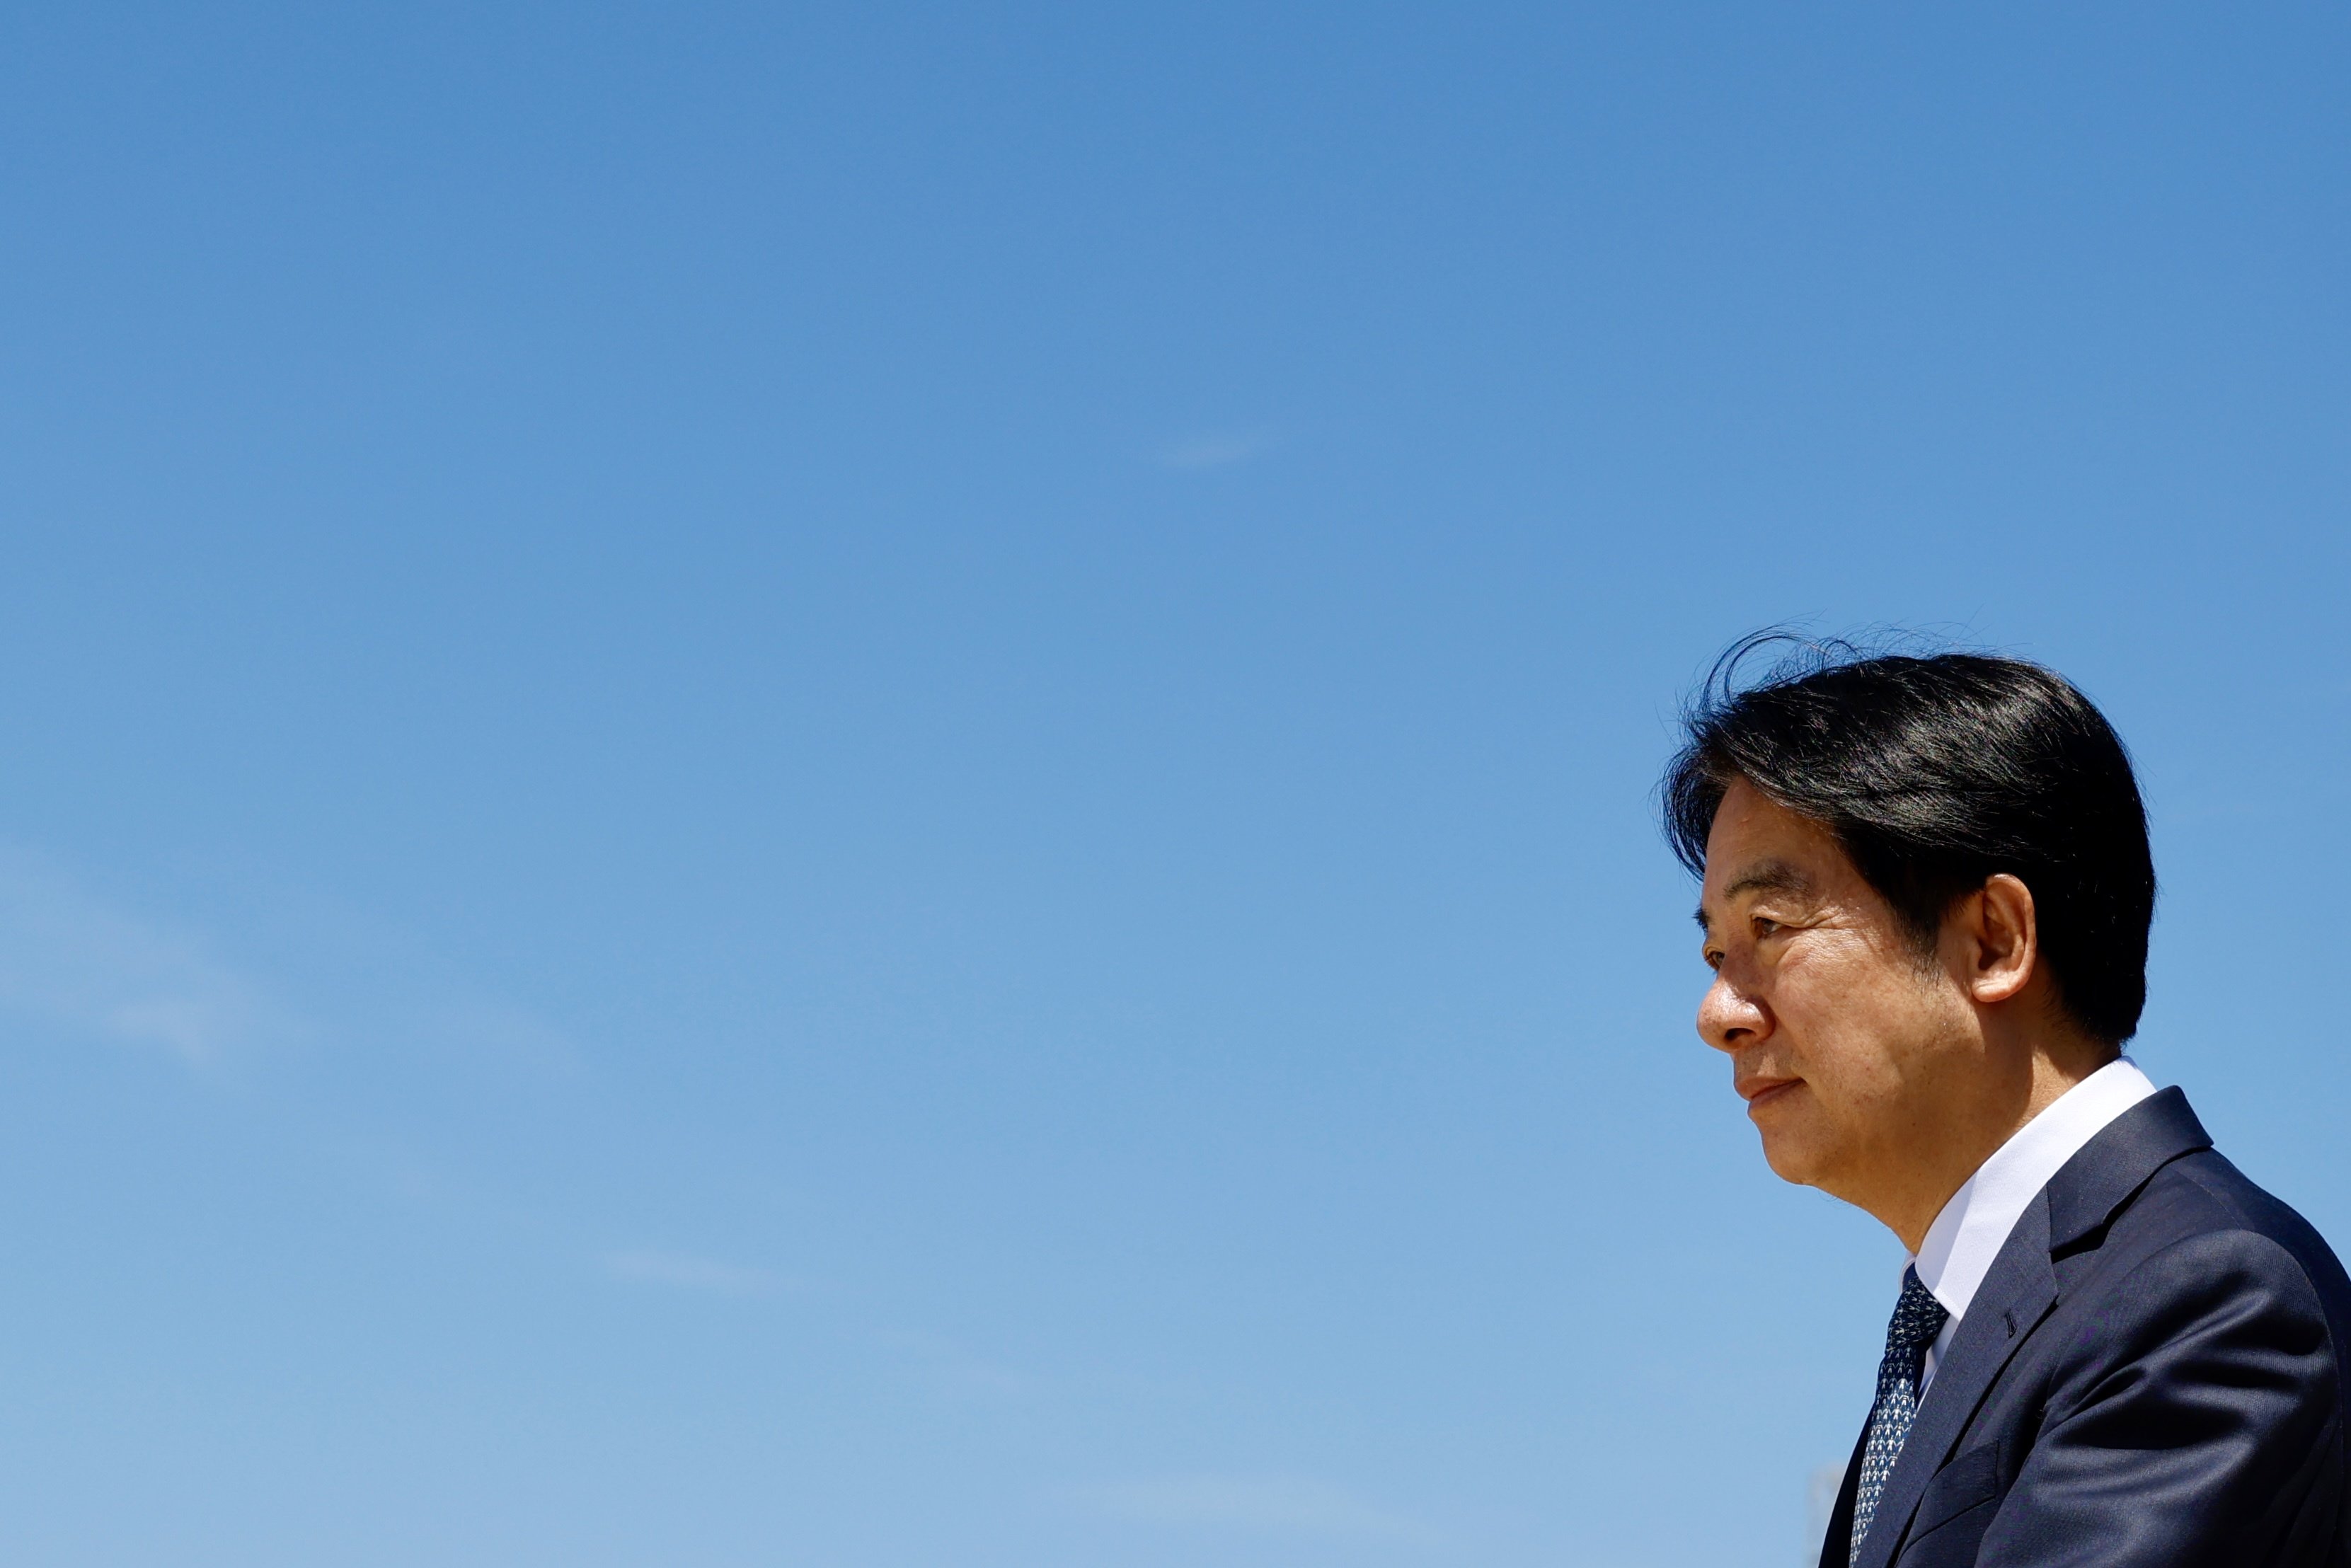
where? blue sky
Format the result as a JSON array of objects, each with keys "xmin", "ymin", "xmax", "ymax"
[{"xmin": 0, "ymin": 4, "xmax": 2345, "ymax": 1564}]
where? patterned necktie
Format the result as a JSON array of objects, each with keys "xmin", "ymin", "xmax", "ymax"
[{"xmin": 1849, "ymin": 1266, "xmax": 1950, "ymax": 1566}]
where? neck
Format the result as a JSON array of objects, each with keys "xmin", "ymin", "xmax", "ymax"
[{"xmin": 1870, "ymin": 1030, "xmax": 2117, "ymax": 1253}]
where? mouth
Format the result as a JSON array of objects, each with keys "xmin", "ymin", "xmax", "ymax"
[{"xmin": 1737, "ymin": 1076, "xmax": 1803, "ymax": 1114}]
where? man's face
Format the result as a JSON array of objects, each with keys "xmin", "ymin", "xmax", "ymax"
[{"xmin": 1694, "ymin": 780, "xmax": 1978, "ymax": 1201}]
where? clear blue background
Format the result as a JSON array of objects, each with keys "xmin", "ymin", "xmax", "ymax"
[{"xmin": 0, "ymin": 4, "xmax": 2344, "ymax": 1564}]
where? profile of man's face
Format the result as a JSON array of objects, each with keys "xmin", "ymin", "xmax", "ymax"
[{"xmin": 1694, "ymin": 781, "xmax": 1980, "ymax": 1201}]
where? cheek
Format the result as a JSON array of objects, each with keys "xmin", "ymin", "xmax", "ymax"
[
  {"xmin": 1761, "ymin": 941, "xmax": 1841, "ymax": 1035},
  {"xmin": 1769, "ymin": 942, "xmax": 1905, "ymax": 1081},
  {"xmin": 1788, "ymin": 941, "xmax": 1955, "ymax": 1090}
]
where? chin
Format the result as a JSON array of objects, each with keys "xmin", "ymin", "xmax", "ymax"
[
  {"xmin": 1757, "ymin": 1138, "xmax": 1817, "ymax": 1185},
  {"xmin": 1752, "ymin": 1109, "xmax": 1832, "ymax": 1187}
]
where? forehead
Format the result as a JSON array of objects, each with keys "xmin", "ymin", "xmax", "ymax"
[{"xmin": 1698, "ymin": 781, "xmax": 1860, "ymax": 903}]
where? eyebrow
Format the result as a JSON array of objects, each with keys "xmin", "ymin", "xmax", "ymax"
[{"xmin": 1692, "ymin": 860, "xmax": 1817, "ymax": 929}]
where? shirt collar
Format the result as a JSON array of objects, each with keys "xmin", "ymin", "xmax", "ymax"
[{"xmin": 1910, "ymin": 1056, "xmax": 2159, "ymax": 1324}]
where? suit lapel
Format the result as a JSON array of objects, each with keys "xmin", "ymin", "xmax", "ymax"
[
  {"xmin": 1817, "ymin": 1418, "xmax": 1869, "ymax": 1568},
  {"xmin": 1851, "ymin": 1194, "xmax": 2057, "ymax": 1568},
  {"xmin": 1847, "ymin": 1088, "xmax": 2212, "ymax": 1568},
  {"xmin": 2042, "ymin": 1088, "xmax": 2209, "ymax": 1252}
]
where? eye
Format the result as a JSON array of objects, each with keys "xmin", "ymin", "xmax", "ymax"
[
  {"xmin": 1750, "ymin": 916, "xmax": 1781, "ymax": 940},
  {"xmin": 1701, "ymin": 945, "xmax": 1723, "ymax": 972}
]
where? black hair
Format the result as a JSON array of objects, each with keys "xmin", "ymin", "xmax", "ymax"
[{"xmin": 1662, "ymin": 632, "xmax": 2156, "ymax": 1044}]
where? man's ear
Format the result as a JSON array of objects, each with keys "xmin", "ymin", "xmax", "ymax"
[{"xmin": 1965, "ymin": 873, "xmax": 2038, "ymax": 1004}]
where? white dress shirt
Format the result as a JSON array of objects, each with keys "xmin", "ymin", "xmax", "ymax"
[{"xmin": 1911, "ymin": 1056, "xmax": 2160, "ymax": 1392}]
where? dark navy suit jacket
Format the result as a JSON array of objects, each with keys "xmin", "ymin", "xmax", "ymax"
[{"xmin": 1821, "ymin": 1089, "xmax": 2351, "ymax": 1568}]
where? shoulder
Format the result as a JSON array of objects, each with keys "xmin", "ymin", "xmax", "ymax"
[
  {"xmin": 2065, "ymin": 1149, "xmax": 2351, "ymax": 1376},
  {"xmin": 2123, "ymin": 1150, "xmax": 2351, "ymax": 1298},
  {"xmin": 1967, "ymin": 1155, "xmax": 2351, "ymax": 1568}
]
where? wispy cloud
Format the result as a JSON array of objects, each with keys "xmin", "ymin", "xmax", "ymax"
[
  {"xmin": 878, "ymin": 1328, "xmax": 1031, "ymax": 1400},
  {"xmin": 430, "ymin": 1000, "xmax": 584, "ymax": 1075},
  {"xmin": 1067, "ymin": 1475, "xmax": 1428, "ymax": 1541},
  {"xmin": 0, "ymin": 848, "xmax": 293, "ymax": 1063},
  {"xmin": 601, "ymin": 1249, "xmax": 793, "ymax": 1296},
  {"xmin": 1154, "ymin": 430, "xmax": 1280, "ymax": 471}
]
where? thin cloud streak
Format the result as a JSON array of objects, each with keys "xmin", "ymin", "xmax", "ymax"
[
  {"xmin": 878, "ymin": 1328, "xmax": 1033, "ymax": 1400},
  {"xmin": 0, "ymin": 847, "xmax": 294, "ymax": 1062},
  {"xmin": 601, "ymin": 1249, "xmax": 793, "ymax": 1296},
  {"xmin": 1154, "ymin": 430, "xmax": 1280, "ymax": 471}
]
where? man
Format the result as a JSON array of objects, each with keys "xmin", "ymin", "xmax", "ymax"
[{"xmin": 1665, "ymin": 641, "xmax": 2351, "ymax": 1568}]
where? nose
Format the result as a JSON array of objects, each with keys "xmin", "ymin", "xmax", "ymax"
[{"xmin": 1696, "ymin": 971, "xmax": 1769, "ymax": 1054}]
